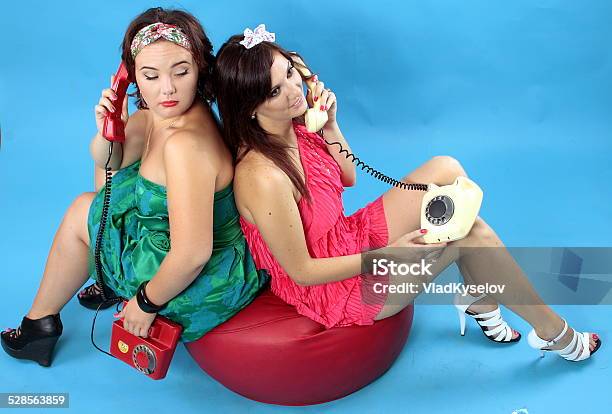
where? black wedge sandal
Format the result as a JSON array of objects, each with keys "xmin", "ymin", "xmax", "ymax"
[
  {"xmin": 77, "ymin": 283, "xmax": 118, "ymax": 310},
  {"xmin": 1, "ymin": 314, "xmax": 63, "ymax": 367}
]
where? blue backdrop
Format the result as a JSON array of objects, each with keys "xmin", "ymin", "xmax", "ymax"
[{"xmin": 1, "ymin": 1, "xmax": 610, "ymax": 413}]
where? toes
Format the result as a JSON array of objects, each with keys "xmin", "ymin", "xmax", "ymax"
[{"xmin": 590, "ymin": 334, "xmax": 599, "ymax": 352}]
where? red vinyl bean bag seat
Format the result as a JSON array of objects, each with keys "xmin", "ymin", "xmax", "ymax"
[{"xmin": 184, "ymin": 288, "xmax": 414, "ymax": 405}]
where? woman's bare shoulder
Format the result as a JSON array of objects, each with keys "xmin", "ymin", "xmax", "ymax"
[
  {"xmin": 167, "ymin": 108, "xmax": 228, "ymax": 160},
  {"xmin": 234, "ymin": 151, "xmax": 294, "ymax": 203},
  {"xmin": 234, "ymin": 150, "xmax": 296, "ymax": 223},
  {"xmin": 118, "ymin": 109, "xmax": 149, "ymax": 168},
  {"xmin": 236, "ymin": 151, "xmax": 288, "ymax": 185}
]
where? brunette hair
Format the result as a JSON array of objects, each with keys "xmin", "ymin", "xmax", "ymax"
[
  {"xmin": 121, "ymin": 7, "xmax": 215, "ymax": 109},
  {"xmin": 214, "ymin": 35, "xmax": 312, "ymax": 199}
]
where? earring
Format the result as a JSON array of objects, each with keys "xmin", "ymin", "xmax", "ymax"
[{"xmin": 251, "ymin": 113, "xmax": 256, "ymax": 120}]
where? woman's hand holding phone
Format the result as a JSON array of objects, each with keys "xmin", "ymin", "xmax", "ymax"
[
  {"xmin": 306, "ymin": 78, "xmax": 338, "ymax": 127},
  {"xmin": 94, "ymin": 74, "xmax": 129, "ymax": 136},
  {"xmin": 291, "ymin": 53, "xmax": 336, "ymax": 132},
  {"xmin": 382, "ymin": 229, "xmax": 448, "ymax": 264}
]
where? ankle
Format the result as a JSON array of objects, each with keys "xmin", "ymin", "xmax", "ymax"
[
  {"xmin": 26, "ymin": 310, "xmax": 57, "ymax": 321},
  {"xmin": 534, "ymin": 315, "xmax": 566, "ymax": 341},
  {"xmin": 466, "ymin": 294, "xmax": 496, "ymax": 309}
]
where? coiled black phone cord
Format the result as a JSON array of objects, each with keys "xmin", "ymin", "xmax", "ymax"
[
  {"xmin": 320, "ymin": 131, "xmax": 429, "ymax": 191},
  {"xmin": 90, "ymin": 142, "xmax": 123, "ymax": 358}
]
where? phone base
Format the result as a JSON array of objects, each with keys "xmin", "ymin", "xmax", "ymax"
[
  {"xmin": 110, "ymin": 311, "xmax": 182, "ymax": 380},
  {"xmin": 420, "ymin": 176, "xmax": 483, "ymax": 244}
]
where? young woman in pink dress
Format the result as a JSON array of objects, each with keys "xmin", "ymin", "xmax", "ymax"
[{"xmin": 211, "ymin": 26, "xmax": 601, "ymax": 361}]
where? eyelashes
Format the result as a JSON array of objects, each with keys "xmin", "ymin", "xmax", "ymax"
[{"xmin": 143, "ymin": 70, "xmax": 189, "ymax": 81}]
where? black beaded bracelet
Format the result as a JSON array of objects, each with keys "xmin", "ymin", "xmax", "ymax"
[{"xmin": 136, "ymin": 281, "xmax": 167, "ymax": 314}]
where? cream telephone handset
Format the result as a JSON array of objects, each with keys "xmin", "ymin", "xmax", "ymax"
[
  {"xmin": 291, "ymin": 54, "xmax": 483, "ymax": 243},
  {"xmin": 292, "ymin": 57, "xmax": 328, "ymax": 132}
]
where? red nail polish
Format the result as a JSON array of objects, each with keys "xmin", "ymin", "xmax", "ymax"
[
  {"xmin": 113, "ymin": 312, "xmax": 120, "ymax": 318},
  {"xmin": 593, "ymin": 334, "xmax": 599, "ymax": 340},
  {"xmin": 420, "ymin": 229, "xmax": 428, "ymax": 234},
  {"xmin": 314, "ymin": 96, "xmax": 318, "ymax": 102},
  {"xmin": 320, "ymin": 105, "xmax": 326, "ymax": 111}
]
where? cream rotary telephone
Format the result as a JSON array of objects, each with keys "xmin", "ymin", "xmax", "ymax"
[{"xmin": 291, "ymin": 54, "xmax": 482, "ymax": 243}]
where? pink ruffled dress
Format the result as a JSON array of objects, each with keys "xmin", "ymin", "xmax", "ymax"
[{"xmin": 240, "ymin": 122, "xmax": 390, "ymax": 328}]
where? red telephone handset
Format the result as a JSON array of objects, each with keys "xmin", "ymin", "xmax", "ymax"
[{"xmin": 102, "ymin": 62, "xmax": 132, "ymax": 143}]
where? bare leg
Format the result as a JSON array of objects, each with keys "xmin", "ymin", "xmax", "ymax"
[
  {"xmin": 27, "ymin": 192, "xmax": 95, "ymax": 319},
  {"xmin": 382, "ymin": 157, "xmax": 494, "ymax": 310},
  {"xmin": 378, "ymin": 161, "xmax": 598, "ymax": 352},
  {"xmin": 374, "ymin": 218, "xmax": 598, "ymax": 351},
  {"xmin": 451, "ymin": 218, "xmax": 597, "ymax": 351},
  {"xmin": 380, "ymin": 156, "xmax": 513, "ymax": 333}
]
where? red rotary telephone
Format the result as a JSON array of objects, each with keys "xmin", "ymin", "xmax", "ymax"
[{"xmin": 110, "ymin": 302, "xmax": 182, "ymax": 380}]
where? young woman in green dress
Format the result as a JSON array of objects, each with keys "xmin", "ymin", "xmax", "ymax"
[{"xmin": 1, "ymin": 7, "xmax": 267, "ymax": 366}]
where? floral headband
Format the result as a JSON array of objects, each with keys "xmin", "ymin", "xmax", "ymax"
[
  {"xmin": 130, "ymin": 22, "xmax": 192, "ymax": 58},
  {"xmin": 239, "ymin": 24, "xmax": 275, "ymax": 49}
]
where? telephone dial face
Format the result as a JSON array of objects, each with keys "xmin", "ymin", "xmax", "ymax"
[
  {"xmin": 420, "ymin": 177, "xmax": 483, "ymax": 243},
  {"xmin": 425, "ymin": 195, "xmax": 455, "ymax": 226}
]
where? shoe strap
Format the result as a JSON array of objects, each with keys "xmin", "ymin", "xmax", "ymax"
[
  {"xmin": 559, "ymin": 330, "xmax": 591, "ymax": 361},
  {"xmin": 470, "ymin": 307, "xmax": 501, "ymax": 323},
  {"xmin": 527, "ymin": 319, "xmax": 569, "ymax": 349},
  {"xmin": 549, "ymin": 319, "xmax": 569, "ymax": 346},
  {"xmin": 83, "ymin": 283, "xmax": 102, "ymax": 296},
  {"xmin": 470, "ymin": 307, "xmax": 514, "ymax": 342},
  {"xmin": 3, "ymin": 327, "xmax": 21, "ymax": 339},
  {"xmin": 453, "ymin": 292, "xmax": 487, "ymax": 313}
]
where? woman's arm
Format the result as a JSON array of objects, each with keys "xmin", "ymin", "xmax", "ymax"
[
  {"xmin": 90, "ymin": 134, "xmax": 124, "ymax": 170},
  {"xmin": 237, "ymin": 162, "xmax": 361, "ymax": 286},
  {"xmin": 143, "ymin": 131, "xmax": 216, "ymax": 305},
  {"xmin": 321, "ymin": 121, "xmax": 356, "ymax": 187},
  {"xmin": 94, "ymin": 165, "xmax": 105, "ymax": 192},
  {"xmin": 304, "ymin": 74, "xmax": 356, "ymax": 187},
  {"xmin": 90, "ymin": 109, "xmax": 147, "ymax": 171}
]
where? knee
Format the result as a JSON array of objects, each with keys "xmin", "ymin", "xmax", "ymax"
[
  {"xmin": 429, "ymin": 156, "xmax": 466, "ymax": 184},
  {"xmin": 465, "ymin": 217, "xmax": 499, "ymax": 247}
]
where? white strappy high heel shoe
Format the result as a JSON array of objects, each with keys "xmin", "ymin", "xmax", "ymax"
[
  {"xmin": 527, "ymin": 319, "xmax": 601, "ymax": 362},
  {"xmin": 453, "ymin": 292, "xmax": 521, "ymax": 343}
]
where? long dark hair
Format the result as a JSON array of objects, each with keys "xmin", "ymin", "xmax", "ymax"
[
  {"xmin": 121, "ymin": 7, "xmax": 216, "ymax": 109},
  {"xmin": 214, "ymin": 35, "xmax": 311, "ymax": 200}
]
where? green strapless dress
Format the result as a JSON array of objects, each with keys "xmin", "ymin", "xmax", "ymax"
[{"xmin": 87, "ymin": 160, "xmax": 268, "ymax": 341}]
